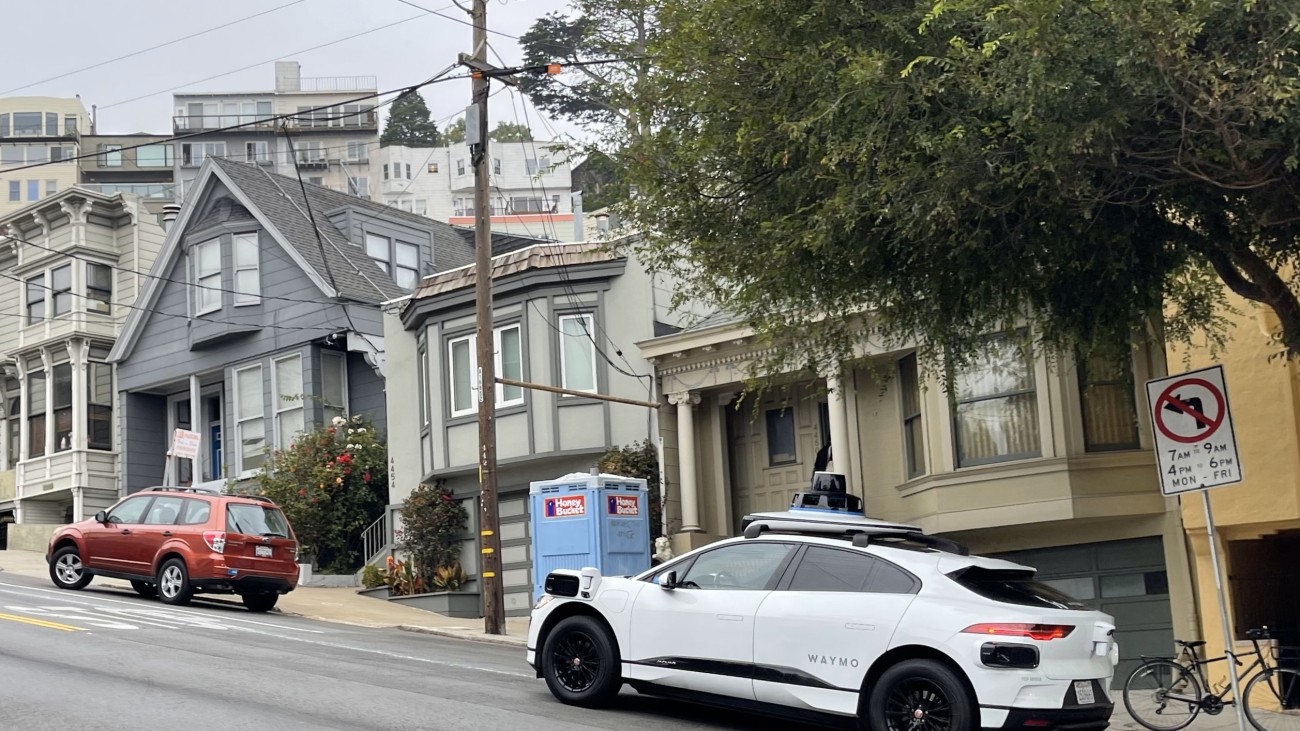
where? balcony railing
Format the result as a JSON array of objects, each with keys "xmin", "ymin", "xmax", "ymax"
[
  {"xmin": 78, "ymin": 183, "xmax": 177, "ymax": 201},
  {"xmin": 172, "ymin": 111, "xmax": 378, "ymax": 133},
  {"xmin": 295, "ymin": 75, "xmax": 378, "ymax": 93}
]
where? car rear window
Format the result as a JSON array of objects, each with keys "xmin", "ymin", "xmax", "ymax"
[
  {"xmin": 225, "ymin": 503, "xmax": 291, "ymax": 537},
  {"xmin": 949, "ymin": 567, "xmax": 1089, "ymax": 609}
]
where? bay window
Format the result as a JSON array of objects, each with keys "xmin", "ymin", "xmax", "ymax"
[
  {"xmin": 951, "ymin": 331, "xmax": 1041, "ymax": 467},
  {"xmin": 449, "ymin": 325, "xmax": 523, "ymax": 417},
  {"xmin": 52, "ymin": 363, "xmax": 72, "ymax": 452},
  {"xmin": 559, "ymin": 314, "xmax": 597, "ymax": 393},
  {"xmin": 449, "ymin": 335, "xmax": 475, "ymax": 417},
  {"xmin": 234, "ymin": 365, "xmax": 266, "ymax": 473},
  {"xmin": 87, "ymin": 262, "xmax": 112, "ymax": 314},
  {"xmin": 1079, "ymin": 352, "xmax": 1140, "ymax": 451},
  {"xmin": 273, "ymin": 355, "xmax": 304, "ymax": 448},
  {"xmin": 88, "ymin": 362, "xmax": 112, "ymax": 450},
  {"xmin": 27, "ymin": 370, "xmax": 45, "ymax": 458},
  {"xmin": 495, "ymin": 325, "xmax": 523, "ymax": 406}
]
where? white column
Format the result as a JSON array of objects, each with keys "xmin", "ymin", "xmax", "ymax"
[
  {"xmin": 189, "ymin": 374, "xmax": 202, "ymax": 482},
  {"xmin": 825, "ymin": 369, "xmax": 850, "ymax": 480},
  {"xmin": 73, "ymin": 486, "xmax": 83, "ymax": 522},
  {"xmin": 668, "ymin": 391, "xmax": 702, "ymax": 532},
  {"xmin": 16, "ymin": 361, "xmax": 28, "ymax": 464}
]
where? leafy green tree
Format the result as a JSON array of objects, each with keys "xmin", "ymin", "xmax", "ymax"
[
  {"xmin": 443, "ymin": 118, "xmax": 466, "ymax": 145},
  {"xmin": 597, "ymin": 440, "xmax": 663, "ymax": 540},
  {"xmin": 381, "ymin": 91, "xmax": 440, "ymax": 147},
  {"xmin": 619, "ymin": 0, "xmax": 1300, "ymax": 373},
  {"xmin": 248, "ymin": 415, "xmax": 387, "ymax": 573},
  {"xmin": 490, "ymin": 121, "xmax": 535, "ymax": 142}
]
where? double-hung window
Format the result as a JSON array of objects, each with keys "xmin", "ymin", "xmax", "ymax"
[
  {"xmin": 322, "ymin": 351, "xmax": 347, "ymax": 422},
  {"xmin": 192, "ymin": 239, "xmax": 221, "ymax": 314},
  {"xmin": 558, "ymin": 314, "xmax": 597, "ymax": 393},
  {"xmin": 87, "ymin": 262, "xmax": 112, "ymax": 314},
  {"xmin": 951, "ymin": 331, "xmax": 1041, "ymax": 467},
  {"xmin": 233, "ymin": 233, "xmax": 260, "ymax": 304},
  {"xmin": 88, "ymin": 362, "xmax": 113, "ymax": 450},
  {"xmin": 52, "ymin": 363, "xmax": 72, "ymax": 452},
  {"xmin": 27, "ymin": 369, "xmax": 46, "ymax": 458},
  {"xmin": 273, "ymin": 355, "xmax": 305, "ymax": 448},
  {"xmin": 234, "ymin": 365, "xmax": 266, "ymax": 473},
  {"xmin": 25, "ymin": 273, "xmax": 45, "ymax": 324},
  {"xmin": 1079, "ymin": 351, "xmax": 1140, "ymax": 451},
  {"xmin": 495, "ymin": 325, "xmax": 523, "ymax": 406},
  {"xmin": 899, "ymin": 353, "xmax": 926, "ymax": 478}
]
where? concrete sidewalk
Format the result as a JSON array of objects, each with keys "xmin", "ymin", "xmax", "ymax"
[{"xmin": 0, "ymin": 549, "xmax": 529, "ymax": 647}]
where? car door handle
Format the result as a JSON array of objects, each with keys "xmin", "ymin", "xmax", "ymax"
[
  {"xmin": 717, "ymin": 614, "xmax": 744, "ymax": 622},
  {"xmin": 161, "ymin": 531, "xmax": 172, "ymax": 537},
  {"xmin": 120, "ymin": 529, "xmax": 132, "ymax": 535}
]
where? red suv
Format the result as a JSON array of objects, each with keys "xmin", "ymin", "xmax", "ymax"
[{"xmin": 46, "ymin": 486, "xmax": 300, "ymax": 612}]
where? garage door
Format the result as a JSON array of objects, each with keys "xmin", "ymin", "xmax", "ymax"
[{"xmin": 991, "ymin": 537, "xmax": 1174, "ymax": 688}]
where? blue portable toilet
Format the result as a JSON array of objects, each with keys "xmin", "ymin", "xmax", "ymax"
[{"xmin": 529, "ymin": 473, "xmax": 651, "ymax": 603}]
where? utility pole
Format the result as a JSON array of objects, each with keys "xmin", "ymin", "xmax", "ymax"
[{"xmin": 470, "ymin": 0, "xmax": 504, "ymax": 635}]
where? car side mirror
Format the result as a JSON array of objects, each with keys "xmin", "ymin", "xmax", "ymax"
[
  {"xmin": 660, "ymin": 571, "xmax": 677, "ymax": 591},
  {"xmin": 94, "ymin": 510, "xmax": 109, "ymax": 525}
]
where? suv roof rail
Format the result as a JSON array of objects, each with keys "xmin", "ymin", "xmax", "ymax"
[
  {"xmin": 850, "ymin": 531, "xmax": 970, "ymax": 556},
  {"xmin": 740, "ymin": 511, "xmax": 969, "ymax": 556},
  {"xmin": 145, "ymin": 486, "xmax": 221, "ymax": 495}
]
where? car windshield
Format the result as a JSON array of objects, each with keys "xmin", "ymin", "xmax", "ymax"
[
  {"xmin": 226, "ymin": 503, "xmax": 291, "ymax": 538},
  {"xmin": 949, "ymin": 567, "xmax": 1089, "ymax": 610}
]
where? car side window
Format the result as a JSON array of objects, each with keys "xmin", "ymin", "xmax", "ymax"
[
  {"xmin": 143, "ymin": 496, "xmax": 184, "ymax": 525},
  {"xmin": 107, "ymin": 496, "xmax": 152, "ymax": 525},
  {"xmin": 178, "ymin": 499, "xmax": 211, "ymax": 526},
  {"xmin": 678, "ymin": 542, "xmax": 796, "ymax": 590},
  {"xmin": 786, "ymin": 546, "xmax": 919, "ymax": 594}
]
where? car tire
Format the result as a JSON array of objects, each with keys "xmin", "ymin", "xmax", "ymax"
[
  {"xmin": 865, "ymin": 658, "xmax": 975, "ymax": 731},
  {"xmin": 540, "ymin": 615, "xmax": 622, "ymax": 707},
  {"xmin": 49, "ymin": 545, "xmax": 93, "ymax": 590},
  {"xmin": 241, "ymin": 592, "xmax": 278, "ymax": 613},
  {"xmin": 130, "ymin": 580, "xmax": 157, "ymax": 598},
  {"xmin": 156, "ymin": 558, "xmax": 194, "ymax": 606}
]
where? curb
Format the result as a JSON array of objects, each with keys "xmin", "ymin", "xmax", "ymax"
[{"xmin": 398, "ymin": 624, "xmax": 528, "ymax": 649}]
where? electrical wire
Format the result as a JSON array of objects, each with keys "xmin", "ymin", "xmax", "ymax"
[
  {"xmin": 1, "ymin": 75, "xmax": 468, "ymax": 175},
  {"xmin": 390, "ymin": 0, "xmax": 520, "ymax": 39},
  {"xmin": 98, "ymin": 13, "xmax": 437, "ymax": 110},
  {"xmin": 0, "ymin": 0, "xmax": 310, "ymax": 96}
]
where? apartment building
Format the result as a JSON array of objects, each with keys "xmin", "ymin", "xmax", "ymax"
[
  {"xmin": 375, "ymin": 141, "xmax": 573, "ymax": 238},
  {"xmin": 78, "ymin": 133, "xmax": 177, "ymax": 216},
  {"xmin": 171, "ymin": 61, "xmax": 379, "ymax": 203},
  {"xmin": 0, "ymin": 97, "xmax": 89, "ymax": 216}
]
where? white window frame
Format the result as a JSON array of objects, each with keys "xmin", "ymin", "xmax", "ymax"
[
  {"xmin": 233, "ymin": 232, "xmax": 260, "ymax": 305},
  {"xmin": 191, "ymin": 238, "xmax": 221, "ymax": 315},
  {"xmin": 272, "ymin": 354, "xmax": 305, "ymax": 449},
  {"xmin": 558, "ymin": 314, "xmax": 598, "ymax": 394},
  {"xmin": 233, "ymin": 364, "xmax": 265, "ymax": 477},
  {"xmin": 448, "ymin": 334, "xmax": 476, "ymax": 418},
  {"xmin": 494, "ymin": 324, "xmax": 523, "ymax": 407},
  {"xmin": 417, "ymin": 341, "xmax": 429, "ymax": 430},
  {"xmin": 245, "ymin": 141, "xmax": 268, "ymax": 163}
]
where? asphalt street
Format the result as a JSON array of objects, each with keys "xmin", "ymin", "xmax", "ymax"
[{"xmin": 0, "ymin": 571, "xmax": 831, "ymax": 731}]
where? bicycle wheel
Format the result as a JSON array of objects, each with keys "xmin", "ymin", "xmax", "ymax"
[
  {"xmin": 1124, "ymin": 659, "xmax": 1203, "ymax": 731},
  {"xmin": 1243, "ymin": 667, "xmax": 1300, "ymax": 731}
]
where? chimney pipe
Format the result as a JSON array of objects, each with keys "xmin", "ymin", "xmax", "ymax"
[
  {"xmin": 571, "ymin": 191, "xmax": 584, "ymax": 241},
  {"xmin": 161, "ymin": 203, "xmax": 182, "ymax": 232},
  {"xmin": 91, "ymin": 105, "xmax": 97, "ymax": 135}
]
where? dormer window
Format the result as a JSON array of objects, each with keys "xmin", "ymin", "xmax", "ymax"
[{"xmin": 191, "ymin": 239, "xmax": 221, "ymax": 314}]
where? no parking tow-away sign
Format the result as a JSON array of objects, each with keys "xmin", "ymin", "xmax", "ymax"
[{"xmin": 1145, "ymin": 365, "xmax": 1243, "ymax": 496}]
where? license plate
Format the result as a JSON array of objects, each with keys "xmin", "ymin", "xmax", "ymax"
[
  {"xmin": 255, "ymin": 545, "xmax": 273, "ymax": 558},
  {"xmin": 1075, "ymin": 680, "xmax": 1095, "ymax": 705}
]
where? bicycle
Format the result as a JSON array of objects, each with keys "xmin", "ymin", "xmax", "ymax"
[{"xmin": 1123, "ymin": 626, "xmax": 1300, "ymax": 731}]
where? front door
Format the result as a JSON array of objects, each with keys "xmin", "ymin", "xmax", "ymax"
[
  {"xmin": 753, "ymin": 545, "xmax": 920, "ymax": 715},
  {"xmin": 84, "ymin": 495, "xmax": 153, "ymax": 572},
  {"xmin": 627, "ymin": 541, "xmax": 798, "ymax": 700}
]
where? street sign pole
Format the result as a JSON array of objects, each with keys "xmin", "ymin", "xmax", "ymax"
[{"xmin": 1146, "ymin": 364, "xmax": 1245, "ymax": 731}]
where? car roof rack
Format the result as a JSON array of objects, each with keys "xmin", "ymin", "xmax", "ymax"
[
  {"xmin": 740, "ymin": 511, "xmax": 969, "ymax": 556},
  {"xmin": 145, "ymin": 486, "xmax": 221, "ymax": 495}
]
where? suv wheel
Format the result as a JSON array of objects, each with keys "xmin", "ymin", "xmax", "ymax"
[
  {"xmin": 157, "ymin": 558, "xmax": 194, "ymax": 605},
  {"xmin": 49, "ymin": 545, "xmax": 92, "ymax": 590},
  {"xmin": 540, "ymin": 615, "xmax": 622, "ymax": 707},
  {"xmin": 130, "ymin": 580, "xmax": 157, "ymax": 598},
  {"xmin": 865, "ymin": 659, "xmax": 974, "ymax": 731},
  {"xmin": 241, "ymin": 592, "xmax": 278, "ymax": 613}
]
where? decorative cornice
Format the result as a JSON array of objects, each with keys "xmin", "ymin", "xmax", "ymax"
[{"xmin": 656, "ymin": 345, "xmax": 779, "ymax": 376}]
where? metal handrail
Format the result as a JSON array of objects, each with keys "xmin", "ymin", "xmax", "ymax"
[{"xmin": 361, "ymin": 512, "xmax": 390, "ymax": 566}]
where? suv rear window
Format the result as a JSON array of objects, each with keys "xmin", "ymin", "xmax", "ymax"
[
  {"xmin": 949, "ymin": 567, "xmax": 1088, "ymax": 610},
  {"xmin": 226, "ymin": 503, "xmax": 291, "ymax": 537}
]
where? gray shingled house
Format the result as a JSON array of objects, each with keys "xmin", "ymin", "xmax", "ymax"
[{"xmin": 108, "ymin": 156, "xmax": 544, "ymax": 493}]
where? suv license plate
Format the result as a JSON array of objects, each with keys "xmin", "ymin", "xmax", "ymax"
[
  {"xmin": 1074, "ymin": 681, "xmax": 1095, "ymax": 705},
  {"xmin": 255, "ymin": 546, "xmax": 273, "ymax": 558}
]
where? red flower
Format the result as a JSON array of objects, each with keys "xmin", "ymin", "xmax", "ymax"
[
  {"xmin": 298, "ymin": 488, "xmax": 306, "ymax": 498},
  {"xmin": 337, "ymin": 453, "xmax": 352, "ymax": 465},
  {"xmin": 328, "ymin": 428, "xmax": 336, "ymax": 435},
  {"xmin": 363, "ymin": 472, "xmax": 371, "ymax": 483}
]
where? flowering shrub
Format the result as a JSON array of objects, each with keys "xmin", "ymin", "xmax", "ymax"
[
  {"xmin": 250, "ymin": 415, "xmax": 388, "ymax": 573},
  {"xmin": 399, "ymin": 481, "xmax": 468, "ymax": 589}
]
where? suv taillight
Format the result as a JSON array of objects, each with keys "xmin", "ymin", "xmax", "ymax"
[
  {"xmin": 203, "ymin": 531, "xmax": 226, "ymax": 554},
  {"xmin": 962, "ymin": 623, "xmax": 1075, "ymax": 641}
]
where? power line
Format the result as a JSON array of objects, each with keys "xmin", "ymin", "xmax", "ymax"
[
  {"xmin": 98, "ymin": 13, "xmax": 436, "ymax": 110},
  {"xmin": 391, "ymin": 0, "xmax": 519, "ymax": 39},
  {"xmin": 2, "ymin": 76, "xmax": 468, "ymax": 175},
  {"xmin": 0, "ymin": 0, "xmax": 309, "ymax": 96}
]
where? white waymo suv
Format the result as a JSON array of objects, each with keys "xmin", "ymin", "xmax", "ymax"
[{"xmin": 527, "ymin": 509, "xmax": 1119, "ymax": 730}]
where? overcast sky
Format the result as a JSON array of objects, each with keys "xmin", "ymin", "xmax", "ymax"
[{"xmin": 0, "ymin": 0, "xmax": 580, "ymax": 140}]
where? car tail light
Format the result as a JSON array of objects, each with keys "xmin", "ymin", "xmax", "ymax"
[
  {"xmin": 203, "ymin": 531, "xmax": 227, "ymax": 554},
  {"xmin": 962, "ymin": 623, "xmax": 1075, "ymax": 641}
]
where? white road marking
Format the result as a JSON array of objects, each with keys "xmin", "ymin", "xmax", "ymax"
[
  {"xmin": 5, "ymin": 605, "xmax": 141, "ymax": 630},
  {"xmin": 0, "ymin": 582, "xmax": 324, "ymax": 634}
]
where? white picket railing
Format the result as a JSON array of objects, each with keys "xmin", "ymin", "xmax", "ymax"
[{"xmin": 361, "ymin": 512, "xmax": 390, "ymax": 566}]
